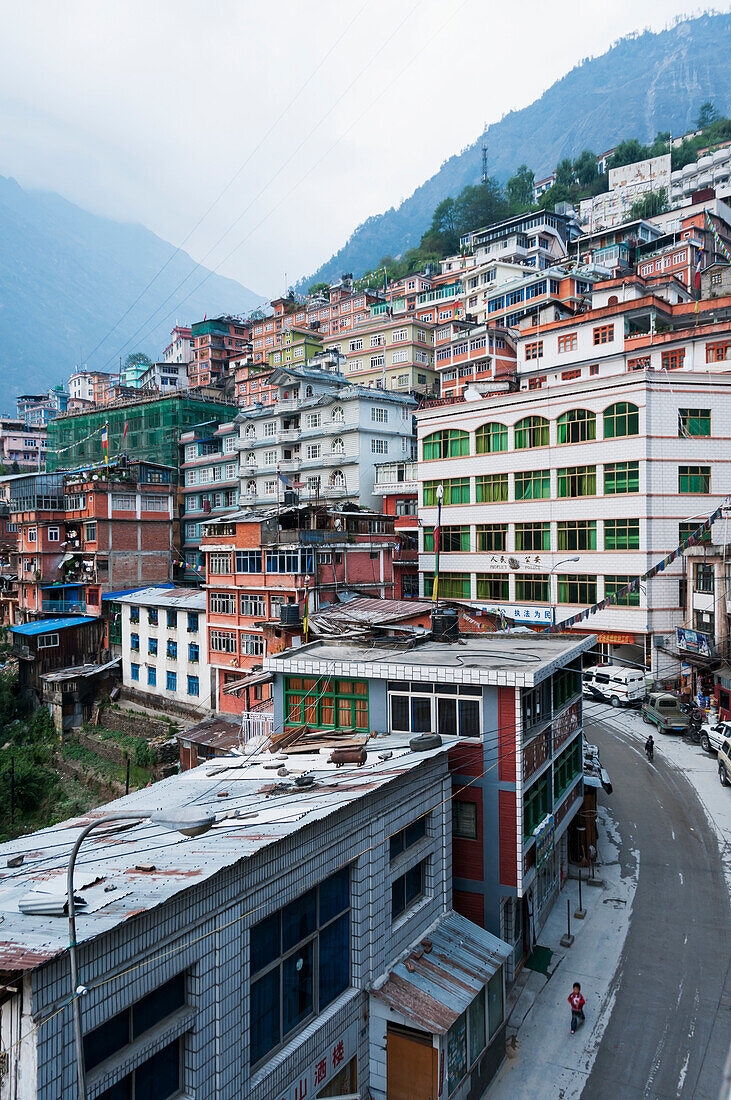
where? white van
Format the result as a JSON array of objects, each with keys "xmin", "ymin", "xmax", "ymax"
[{"xmin": 582, "ymin": 665, "xmax": 647, "ymax": 707}]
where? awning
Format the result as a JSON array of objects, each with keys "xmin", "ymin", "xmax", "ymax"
[
  {"xmin": 222, "ymin": 670, "xmax": 273, "ymax": 696},
  {"xmin": 371, "ymin": 911, "xmax": 511, "ymax": 1034},
  {"xmin": 40, "ymin": 583, "xmax": 85, "ymax": 590}
]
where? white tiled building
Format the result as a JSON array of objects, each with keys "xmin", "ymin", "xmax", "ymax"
[{"xmin": 116, "ymin": 586, "xmax": 210, "ymax": 713}]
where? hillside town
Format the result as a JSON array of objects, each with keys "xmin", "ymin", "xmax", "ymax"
[{"xmin": 0, "ymin": 107, "xmax": 729, "ymax": 1100}]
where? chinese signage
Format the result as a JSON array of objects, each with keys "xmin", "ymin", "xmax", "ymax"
[
  {"xmin": 277, "ymin": 1022, "xmax": 357, "ymax": 1100},
  {"xmin": 533, "ymin": 814, "xmax": 555, "ymax": 870},
  {"xmin": 676, "ymin": 627, "xmax": 712, "ymax": 659},
  {"xmin": 476, "ymin": 603, "xmax": 553, "ymax": 624}
]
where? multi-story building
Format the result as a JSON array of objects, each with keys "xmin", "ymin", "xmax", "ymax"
[
  {"xmin": 0, "ymin": 419, "xmax": 46, "ymax": 470},
  {"xmin": 459, "ymin": 209, "xmax": 580, "ymax": 269},
  {"xmin": 163, "ymin": 324, "xmax": 194, "ymax": 364},
  {"xmin": 201, "ymin": 503, "xmax": 400, "ymax": 712},
  {"xmin": 180, "ymin": 421, "xmax": 239, "ymax": 578},
  {"xmin": 138, "ymin": 361, "xmax": 189, "ymax": 393},
  {"xmin": 373, "ymin": 460, "xmax": 419, "ymax": 599},
  {"xmin": 9, "ymin": 462, "xmax": 176, "ymax": 623},
  {"xmin": 478, "ymin": 265, "xmax": 600, "ymax": 331},
  {"xmin": 413, "ymin": 280, "xmax": 464, "ymax": 329},
  {"xmin": 189, "ymin": 315, "xmax": 250, "ymax": 388},
  {"xmin": 16, "ymin": 385, "xmax": 69, "ymax": 427},
  {"xmin": 0, "ymin": 730, "xmax": 512, "ymax": 1100},
  {"xmin": 116, "ymin": 586, "xmax": 210, "ymax": 713},
  {"xmin": 415, "ymin": 357, "xmax": 731, "ymax": 675},
  {"xmin": 265, "ymin": 629, "xmax": 591, "ymax": 976},
  {"xmin": 235, "ymin": 363, "xmax": 416, "ymax": 509},
  {"xmin": 323, "ymin": 313, "xmax": 438, "ymax": 395},
  {"xmin": 533, "ymin": 173, "xmax": 556, "ymax": 203},
  {"xmin": 46, "ymin": 392, "xmax": 236, "ymax": 471},
  {"xmin": 670, "ymin": 146, "xmax": 731, "ymax": 206},
  {"xmin": 572, "ymin": 217, "xmax": 664, "ymax": 272},
  {"xmin": 435, "ymin": 321, "xmax": 517, "ymax": 398},
  {"xmin": 579, "ymin": 153, "xmax": 672, "ymax": 229},
  {"xmin": 231, "ymin": 355, "xmax": 277, "ymax": 407},
  {"xmin": 67, "ymin": 369, "xmax": 117, "ymax": 406},
  {"xmin": 250, "ymin": 282, "xmax": 381, "ymax": 357}
]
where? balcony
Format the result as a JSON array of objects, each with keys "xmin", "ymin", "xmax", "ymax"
[
  {"xmin": 278, "ymin": 429, "xmax": 301, "ymax": 443},
  {"xmin": 42, "ymin": 599, "xmax": 87, "ymax": 615}
]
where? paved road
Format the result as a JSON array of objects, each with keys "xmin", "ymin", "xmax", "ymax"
[{"xmin": 581, "ymin": 713, "xmax": 731, "ymax": 1100}]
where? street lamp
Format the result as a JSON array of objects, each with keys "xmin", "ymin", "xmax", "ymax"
[
  {"xmin": 550, "ymin": 557, "xmax": 581, "ymax": 630},
  {"xmin": 67, "ymin": 808, "xmax": 216, "ymax": 1100}
]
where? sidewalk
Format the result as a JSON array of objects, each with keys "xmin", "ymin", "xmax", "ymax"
[{"xmin": 485, "ymin": 806, "xmax": 638, "ymax": 1099}]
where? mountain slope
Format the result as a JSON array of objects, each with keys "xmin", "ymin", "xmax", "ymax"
[
  {"xmin": 0, "ymin": 175, "xmax": 263, "ymax": 411},
  {"xmin": 299, "ymin": 12, "xmax": 731, "ymax": 288}
]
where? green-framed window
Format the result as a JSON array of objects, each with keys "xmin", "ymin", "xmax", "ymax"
[
  {"xmin": 515, "ymin": 573, "xmax": 549, "ymax": 603},
  {"xmin": 604, "ymin": 518, "xmax": 640, "ymax": 550},
  {"xmin": 604, "ymin": 461, "xmax": 639, "ymax": 495},
  {"xmin": 476, "ymin": 573, "xmax": 509, "ymax": 600},
  {"xmin": 422, "ymin": 572, "xmax": 471, "ymax": 599},
  {"xmin": 524, "ymin": 773, "xmax": 550, "ymax": 838},
  {"xmin": 514, "ymin": 416, "xmax": 549, "ymax": 450},
  {"xmin": 557, "ymin": 409, "xmax": 596, "ymax": 445},
  {"xmin": 476, "ymin": 473, "xmax": 508, "ymax": 503},
  {"xmin": 558, "ymin": 574, "xmax": 597, "ymax": 604},
  {"xmin": 604, "ymin": 402, "xmax": 639, "ymax": 438},
  {"xmin": 424, "ymin": 478, "xmax": 470, "ymax": 506},
  {"xmin": 557, "ymin": 465, "xmax": 596, "ymax": 498},
  {"xmin": 605, "ymin": 575, "xmax": 640, "ymax": 607},
  {"xmin": 515, "ymin": 469, "xmax": 550, "ymax": 501},
  {"xmin": 553, "ymin": 665, "xmax": 581, "ymax": 709},
  {"xmin": 678, "ymin": 408, "xmax": 711, "ymax": 438},
  {"xmin": 476, "ymin": 524, "xmax": 507, "ymax": 552},
  {"xmin": 678, "ymin": 466, "xmax": 710, "ymax": 494},
  {"xmin": 554, "ymin": 737, "xmax": 582, "ymax": 799},
  {"xmin": 424, "ymin": 526, "xmax": 470, "ymax": 552},
  {"xmin": 423, "ymin": 429, "xmax": 469, "ymax": 460},
  {"xmin": 679, "ymin": 521, "xmax": 711, "ymax": 545},
  {"xmin": 557, "ymin": 520, "xmax": 596, "ymax": 551},
  {"xmin": 515, "ymin": 522, "xmax": 550, "ymax": 551},
  {"xmin": 475, "ymin": 422, "xmax": 508, "ymax": 454},
  {"xmin": 284, "ymin": 676, "xmax": 368, "ymax": 730}
]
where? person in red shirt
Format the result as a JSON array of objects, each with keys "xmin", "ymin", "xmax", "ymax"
[{"xmin": 568, "ymin": 982, "xmax": 585, "ymax": 1033}]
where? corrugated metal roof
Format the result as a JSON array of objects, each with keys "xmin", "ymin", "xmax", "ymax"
[
  {"xmin": 372, "ymin": 912, "xmax": 511, "ymax": 1033},
  {"xmin": 10, "ymin": 617, "xmax": 96, "ymax": 636},
  {"xmin": 40, "ymin": 658, "xmax": 121, "ymax": 682},
  {"xmin": 176, "ymin": 716, "xmax": 241, "ymax": 750},
  {"xmin": 101, "ymin": 584, "xmax": 175, "ymax": 601},
  {"xmin": 311, "ymin": 597, "xmax": 431, "ymax": 630},
  {"xmin": 113, "ymin": 587, "xmax": 205, "ymax": 610}
]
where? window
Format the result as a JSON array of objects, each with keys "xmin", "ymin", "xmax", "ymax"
[
  {"xmin": 332, "ymin": 406, "xmax": 344, "ymax": 423},
  {"xmin": 241, "ymin": 595, "xmax": 266, "ymax": 617},
  {"xmin": 187, "ymin": 612, "xmax": 199, "ymax": 633},
  {"xmin": 524, "ymin": 773, "xmax": 550, "ymax": 838},
  {"xmin": 422, "ymin": 429, "xmax": 469, "ymax": 461},
  {"xmin": 558, "ymin": 332, "xmax": 577, "ymax": 353},
  {"xmin": 111, "ymin": 494, "xmax": 136, "ymax": 510},
  {"xmin": 558, "ymin": 520, "xmax": 596, "ymax": 551},
  {"xmin": 142, "ymin": 495, "xmax": 168, "ymax": 512},
  {"xmin": 210, "ymin": 630, "xmax": 237, "ymax": 654},
  {"xmin": 37, "ymin": 633, "xmax": 60, "ymax": 649},
  {"xmin": 476, "ymin": 573, "xmax": 509, "ymax": 600},
  {"xmin": 188, "ymin": 643, "xmax": 199, "ymax": 663},
  {"xmin": 306, "ymin": 444, "xmax": 321, "ymax": 460},
  {"xmin": 130, "ymin": 606, "xmax": 140, "ymax": 624},
  {"xmin": 525, "ymin": 341, "xmax": 543, "ymax": 360},
  {"xmin": 475, "ymin": 422, "xmax": 508, "ymax": 454},
  {"xmin": 679, "ymin": 521, "xmax": 710, "ymax": 545},
  {"xmin": 166, "ymin": 609, "xmax": 177, "ymax": 628},
  {"xmin": 627, "ymin": 356, "xmax": 650, "ymax": 371},
  {"xmin": 604, "ymin": 402, "xmax": 639, "ymax": 438},
  {"xmin": 209, "ymin": 553, "xmax": 232, "ymax": 574},
  {"xmin": 166, "ymin": 670, "xmax": 177, "ymax": 692},
  {"xmin": 249, "ymin": 868, "xmax": 350, "ymax": 1066},
  {"xmin": 593, "ymin": 324, "xmax": 613, "ymax": 345},
  {"xmin": 423, "ymin": 478, "xmax": 469, "ymax": 506},
  {"xmin": 83, "ymin": 974, "xmax": 186, "ymax": 1078},
  {"xmin": 662, "ymin": 349, "xmax": 685, "ymax": 370},
  {"xmin": 148, "ymin": 638, "xmax": 158, "ymax": 656},
  {"xmin": 558, "ymin": 465, "xmax": 596, "ymax": 498},
  {"xmin": 285, "ymin": 677, "xmax": 368, "ymax": 731},
  {"xmin": 678, "ymin": 408, "xmax": 711, "ymax": 437},
  {"xmin": 390, "ymin": 817, "xmax": 428, "ymax": 860},
  {"xmin": 422, "ymin": 572, "xmax": 471, "ymax": 599},
  {"xmin": 554, "ymin": 665, "xmax": 581, "ymax": 709},
  {"xmin": 514, "ymin": 416, "xmax": 549, "ymax": 449},
  {"xmin": 557, "ymin": 409, "xmax": 596, "ymax": 445},
  {"xmin": 604, "ymin": 518, "xmax": 640, "ymax": 551},
  {"xmin": 679, "ymin": 465, "xmax": 710, "ymax": 494},
  {"xmin": 305, "ymin": 413, "xmax": 321, "ymax": 429},
  {"xmin": 453, "ymin": 800, "xmax": 477, "ymax": 840},
  {"xmin": 558, "ymin": 575, "xmax": 596, "ymax": 604},
  {"xmin": 476, "ymin": 523, "xmax": 507, "ymax": 552},
  {"xmin": 605, "ymin": 574, "xmax": 641, "ymax": 606},
  {"xmin": 372, "ymin": 439, "xmax": 388, "ymax": 455},
  {"xmin": 515, "ymin": 522, "xmax": 550, "ymax": 551},
  {"xmin": 694, "ymin": 563, "xmax": 715, "ymax": 594},
  {"xmin": 528, "ymin": 377, "xmax": 544, "ymax": 389},
  {"xmin": 447, "ymin": 988, "xmax": 490, "ymax": 1095},
  {"xmin": 515, "ymin": 574, "xmax": 549, "ymax": 602},
  {"xmin": 554, "ymin": 737, "xmax": 582, "ymax": 799},
  {"xmin": 147, "ymin": 666, "xmax": 157, "ymax": 687},
  {"xmin": 47, "ymin": 526, "xmax": 60, "ymax": 541},
  {"xmin": 589, "ymin": 364, "xmax": 599, "ymax": 376},
  {"xmin": 372, "ymin": 407, "xmax": 388, "ymax": 423},
  {"xmin": 423, "ymin": 526, "xmax": 470, "ymax": 553},
  {"xmin": 130, "ymin": 663, "xmax": 140, "ymax": 681},
  {"xmin": 241, "ymin": 633, "xmax": 264, "ymax": 657},
  {"xmin": 148, "ymin": 608, "xmax": 158, "ymax": 626},
  {"xmin": 236, "ymin": 551, "xmax": 263, "ymax": 573},
  {"xmin": 706, "ymin": 340, "xmax": 731, "ymax": 363},
  {"xmin": 476, "ymin": 473, "xmax": 508, "ymax": 503},
  {"xmin": 515, "ymin": 470, "xmax": 550, "ymax": 501},
  {"xmin": 604, "ymin": 461, "xmax": 639, "ymax": 495},
  {"xmin": 392, "ymin": 860, "xmax": 426, "ymax": 920},
  {"xmin": 130, "ymin": 633, "xmax": 139, "ymax": 651},
  {"xmin": 370, "ymin": 354, "xmax": 385, "ymax": 368},
  {"xmin": 26, "ymin": 528, "xmax": 36, "ymax": 543},
  {"xmin": 561, "ymin": 369, "xmax": 581, "ymax": 381},
  {"xmin": 166, "ymin": 639, "xmax": 177, "ymax": 659},
  {"xmin": 187, "ymin": 675, "xmax": 200, "ymax": 696}
]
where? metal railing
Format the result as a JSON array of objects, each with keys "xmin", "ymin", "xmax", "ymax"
[
  {"xmin": 42, "ymin": 600, "xmax": 87, "ymax": 614},
  {"xmin": 241, "ymin": 710, "xmax": 274, "ymax": 742}
]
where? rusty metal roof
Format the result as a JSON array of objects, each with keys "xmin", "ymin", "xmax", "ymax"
[
  {"xmin": 176, "ymin": 716, "xmax": 241, "ymax": 750},
  {"xmin": 371, "ymin": 912, "xmax": 511, "ymax": 1034},
  {"xmin": 311, "ymin": 597, "xmax": 432, "ymax": 631}
]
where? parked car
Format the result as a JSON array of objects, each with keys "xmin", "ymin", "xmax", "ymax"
[
  {"xmin": 718, "ymin": 735, "xmax": 731, "ymax": 787},
  {"xmin": 582, "ymin": 665, "xmax": 647, "ymax": 707},
  {"xmin": 641, "ymin": 692, "xmax": 690, "ymax": 734},
  {"xmin": 699, "ymin": 720, "xmax": 731, "ymax": 755}
]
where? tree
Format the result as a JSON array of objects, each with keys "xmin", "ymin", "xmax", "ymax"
[
  {"xmin": 537, "ymin": 182, "xmax": 572, "ymax": 210},
  {"xmin": 572, "ymin": 150, "xmax": 598, "ymax": 187},
  {"xmin": 454, "ymin": 179, "xmax": 508, "ymax": 240},
  {"xmin": 505, "ymin": 165, "xmax": 535, "ymax": 211},
  {"xmin": 554, "ymin": 158, "xmax": 575, "ymax": 190},
  {"xmin": 608, "ymin": 139, "xmax": 649, "ymax": 171},
  {"xmin": 307, "ymin": 281, "xmax": 329, "ymax": 296},
  {"xmin": 628, "ymin": 188, "xmax": 668, "ymax": 221},
  {"xmin": 696, "ymin": 101, "xmax": 719, "ymax": 130},
  {"xmin": 124, "ymin": 352, "xmax": 153, "ymax": 369}
]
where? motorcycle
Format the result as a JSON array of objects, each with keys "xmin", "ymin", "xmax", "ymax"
[{"xmin": 689, "ymin": 708, "xmax": 704, "ymax": 745}]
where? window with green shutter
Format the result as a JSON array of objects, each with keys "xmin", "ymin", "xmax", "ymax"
[
  {"xmin": 476, "ymin": 573, "xmax": 509, "ymax": 600},
  {"xmin": 557, "ymin": 409, "xmax": 596, "ymax": 445},
  {"xmin": 423, "ymin": 429, "xmax": 470, "ymax": 460},
  {"xmin": 476, "ymin": 524, "xmax": 507, "ymax": 551},
  {"xmin": 424, "ymin": 478, "xmax": 470, "ymax": 505}
]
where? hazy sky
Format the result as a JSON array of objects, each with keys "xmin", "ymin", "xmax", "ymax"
[{"xmin": 0, "ymin": 0, "xmax": 705, "ymax": 298}]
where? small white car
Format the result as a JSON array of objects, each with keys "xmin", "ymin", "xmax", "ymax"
[
  {"xmin": 700, "ymin": 720, "xmax": 731, "ymax": 755},
  {"xmin": 719, "ymin": 736, "xmax": 731, "ymax": 788}
]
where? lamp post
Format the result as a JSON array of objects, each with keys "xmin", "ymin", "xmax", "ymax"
[
  {"xmin": 67, "ymin": 807, "xmax": 215, "ymax": 1100},
  {"xmin": 432, "ymin": 484, "xmax": 444, "ymax": 610},
  {"xmin": 550, "ymin": 557, "xmax": 581, "ymax": 630}
]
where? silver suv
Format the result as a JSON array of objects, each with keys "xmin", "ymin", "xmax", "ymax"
[{"xmin": 699, "ymin": 720, "xmax": 731, "ymax": 755}]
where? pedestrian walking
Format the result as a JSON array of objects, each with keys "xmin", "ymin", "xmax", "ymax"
[{"xmin": 568, "ymin": 982, "xmax": 585, "ymax": 1034}]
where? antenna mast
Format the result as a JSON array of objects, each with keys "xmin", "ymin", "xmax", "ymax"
[{"xmin": 481, "ymin": 123, "xmax": 488, "ymax": 184}]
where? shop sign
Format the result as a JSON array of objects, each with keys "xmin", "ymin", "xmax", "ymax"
[
  {"xmin": 676, "ymin": 627, "xmax": 712, "ymax": 658},
  {"xmin": 277, "ymin": 1022, "xmax": 357, "ymax": 1100},
  {"xmin": 476, "ymin": 603, "xmax": 552, "ymax": 624},
  {"xmin": 595, "ymin": 632, "xmax": 636, "ymax": 644},
  {"xmin": 533, "ymin": 813, "xmax": 555, "ymax": 870}
]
